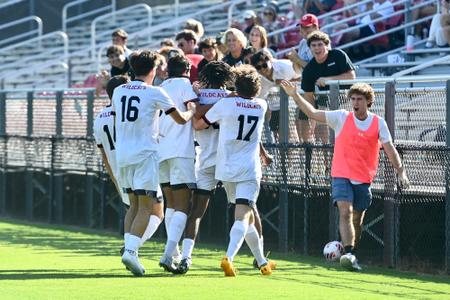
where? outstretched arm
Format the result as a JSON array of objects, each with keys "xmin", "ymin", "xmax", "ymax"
[{"xmin": 382, "ymin": 141, "xmax": 410, "ymax": 189}]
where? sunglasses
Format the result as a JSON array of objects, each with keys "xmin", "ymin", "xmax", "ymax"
[
  {"xmin": 255, "ymin": 62, "xmax": 268, "ymax": 70},
  {"xmin": 263, "ymin": 12, "xmax": 273, "ymax": 16}
]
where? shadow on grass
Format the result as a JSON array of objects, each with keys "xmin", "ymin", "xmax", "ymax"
[{"xmin": 1, "ymin": 216, "xmax": 449, "ymax": 297}]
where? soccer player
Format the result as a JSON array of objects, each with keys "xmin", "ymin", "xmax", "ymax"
[
  {"xmin": 280, "ymin": 80, "xmax": 410, "ymax": 271},
  {"xmin": 175, "ymin": 61, "xmax": 233, "ymax": 274},
  {"xmin": 158, "ymin": 54, "xmax": 199, "ymax": 272},
  {"xmin": 195, "ymin": 65, "xmax": 273, "ymax": 276},
  {"xmin": 112, "ymin": 50, "xmax": 195, "ymax": 276}
]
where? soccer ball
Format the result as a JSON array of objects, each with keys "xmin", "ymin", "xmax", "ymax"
[{"xmin": 323, "ymin": 241, "xmax": 344, "ymax": 262}]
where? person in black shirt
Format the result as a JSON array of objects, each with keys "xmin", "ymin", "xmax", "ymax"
[
  {"xmin": 299, "ymin": 31, "xmax": 355, "ymax": 143},
  {"xmin": 197, "ymin": 37, "xmax": 222, "ymax": 74},
  {"xmin": 106, "ymin": 45, "xmax": 132, "ymax": 78},
  {"xmin": 221, "ymin": 28, "xmax": 251, "ymax": 67}
]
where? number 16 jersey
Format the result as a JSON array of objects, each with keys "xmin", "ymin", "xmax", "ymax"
[
  {"xmin": 204, "ymin": 96, "xmax": 267, "ymax": 182},
  {"xmin": 111, "ymin": 80, "xmax": 175, "ymax": 167}
]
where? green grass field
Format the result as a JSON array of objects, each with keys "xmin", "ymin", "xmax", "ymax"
[{"xmin": 0, "ymin": 218, "xmax": 449, "ymax": 300}]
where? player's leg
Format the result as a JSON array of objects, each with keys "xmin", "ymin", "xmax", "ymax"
[
  {"xmin": 140, "ymin": 194, "xmax": 164, "ymax": 247},
  {"xmin": 249, "ymin": 206, "xmax": 276, "ymax": 270},
  {"xmin": 352, "ymin": 182, "xmax": 372, "ymax": 253},
  {"xmin": 352, "ymin": 210, "xmax": 366, "ymax": 251}
]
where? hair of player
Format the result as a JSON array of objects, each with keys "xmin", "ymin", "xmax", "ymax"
[
  {"xmin": 306, "ymin": 30, "xmax": 331, "ymax": 47},
  {"xmin": 167, "ymin": 54, "xmax": 191, "ymax": 78},
  {"xmin": 106, "ymin": 75, "xmax": 130, "ymax": 99},
  {"xmin": 184, "ymin": 19, "xmax": 204, "ymax": 39},
  {"xmin": 175, "ymin": 29, "xmax": 198, "ymax": 43},
  {"xmin": 250, "ymin": 49, "xmax": 272, "ymax": 66},
  {"xmin": 160, "ymin": 38, "xmax": 175, "ymax": 47},
  {"xmin": 199, "ymin": 61, "xmax": 234, "ymax": 89},
  {"xmin": 112, "ymin": 28, "xmax": 128, "ymax": 39},
  {"xmin": 129, "ymin": 50, "xmax": 160, "ymax": 77},
  {"xmin": 250, "ymin": 25, "xmax": 268, "ymax": 49},
  {"xmin": 347, "ymin": 83, "xmax": 375, "ymax": 108},
  {"xmin": 106, "ymin": 45, "xmax": 124, "ymax": 57},
  {"xmin": 233, "ymin": 64, "xmax": 261, "ymax": 98}
]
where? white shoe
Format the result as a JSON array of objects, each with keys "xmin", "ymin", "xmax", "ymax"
[
  {"xmin": 122, "ymin": 249, "xmax": 145, "ymax": 276},
  {"xmin": 340, "ymin": 253, "xmax": 362, "ymax": 271}
]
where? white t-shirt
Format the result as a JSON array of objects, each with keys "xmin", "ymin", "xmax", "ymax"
[
  {"xmin": 325, "ymin": 110, "xmax": 392, "ymax": 144},
  {"xmin": 205, "ymin": 96, "xmax": 267, "ymax": 182},
  {"xmin": 259, "ymin": 59, "xmax": 299, "ymax": 111},
  {"xmin": 93, "ymin": 105, "xmax": 119, "ymax": 177},
  {"xmin": 159, "ymin": 77, "xmax": 198, "ymax": 161},
  {"xmin": 297, "ymin": 39, "xmax": 314, "ymax": 64},
  {"xmin": 195, "ymin": 88, "xmax": 231, "ymax": 170},
  {"xmin": 111, "ymin": 80, "xmax": 175, "ymax": 167},
  {"xmin": 360, "ymin": 1, "xmax": 394, "ymax": 33}
]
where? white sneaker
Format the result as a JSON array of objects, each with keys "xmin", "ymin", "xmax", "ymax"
[
  {"xmin": 121, "ymin": 249, "xmax": 145, "ymax": 276},
  {"xmin": 340, "ymin": 253, "xmax": 362, "ymax": 271}
]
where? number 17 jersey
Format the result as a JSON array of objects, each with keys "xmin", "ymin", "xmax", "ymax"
[
  {"xmin": 111, "ymin": 80, "xmax": 175, "ymax": 167},
  {"xmin": 204, "ymin": 96, "xmax": 267, "ymax": 182}
]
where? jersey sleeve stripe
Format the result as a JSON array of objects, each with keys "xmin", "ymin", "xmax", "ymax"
[
  {"xmin": 165, "ymin": 107, "xmax": 176, "ymax": 115},
  {"xmin": 202, "ymin": 115, "xmax": 211, "ymax": 125}
]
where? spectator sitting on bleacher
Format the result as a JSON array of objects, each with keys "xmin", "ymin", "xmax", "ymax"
[
  {"xmin": 197, "ymin": 37, "xmax": 222, "ymax": 74},
  {"xmin": 304, "ymin": 0, "xmax": 336, "ymax": 15},
  {"xmin": 249, "ymin": 25, "xmax": 276, "ymax": 56},
  {"xmin": 175, "ymin": 29, "xmax": 204, "ymax": 82},
  {"xmin": 221, "ymin": 28, "xmax": 251, "ymax": 66},
  {"xmin": 184, "ymin": 19, "xmax": 205, "ymax": 40},
  {"xmin": 426, "ymin": 0, "xmax": 450, "ymax": 48},
  {"xmin": 262, "ymin": 3, "xmax": 283, "ymax": 51},
  {"xmin": 242, "ymin": 10, "xmax": 258, "ymax": 35},
  {"xmin": 112, "ymin": 29, "xmax": 132, "ymax": 57},
  {"xmin": 107, "ymin": 45, "xmax": 132, "ymax": 78}
]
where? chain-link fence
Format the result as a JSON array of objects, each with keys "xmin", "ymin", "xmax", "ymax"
[{"xmin": 0, "ymin": 79, "xmax": 449, "ymax": 273}]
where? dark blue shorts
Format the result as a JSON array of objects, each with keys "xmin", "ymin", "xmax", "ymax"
[{"xmin": 332, "ymin": 177, "xmax": 372, "ymax": 212}]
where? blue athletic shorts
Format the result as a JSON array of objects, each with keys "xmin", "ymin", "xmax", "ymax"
[{"xmin": 331, "ymin": 177, "xmax": 372, "ymax": 212}]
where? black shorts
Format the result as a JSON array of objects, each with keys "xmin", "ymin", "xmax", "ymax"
[{"xmin": 269, "ymin": 110, "xmax": 280, "ymax": 132}]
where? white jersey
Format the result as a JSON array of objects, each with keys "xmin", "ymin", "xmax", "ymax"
[
  {"xmin": 195, "ymin": 88, "xmax": 231, "ymax": 170},
  {"xmin": 111, "ymin": 80, "xmax": 175, "ymax": 167},
  {"xmin": 205, "ymin": 96, "xmax": 267, "ymax": 182},
  {"xmin": 159, "ymin": 77, "xmax": 198, "ymax": 162}
]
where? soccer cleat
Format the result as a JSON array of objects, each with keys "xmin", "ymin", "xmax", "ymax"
[
  {"xmin": 121, "ymin": 249, "xmax": 145, "ymax": 276},
  {"xmin": 340, "ymin": 253, "xmax": 362, "ymax": 271},
  {"xmin": 259, "ymin": 262, "xmax": 273, "ymax": 275},
  {"xmin": 174, "ymin": 257, "xmax": 192, "ymax": 274},
  {"xmin": 120, "ymin": 246, "xmax": 125, "ymax": 256},
  {"xmin": 172, "ymin": 254, "xmax": 182, "ymax": 266},
  {"xmin": 220, "ymin": 256, "xmax": 237, "ymax": 277},
  {"xmin": 159, "ymin": 255, "xmax": 177, "ymax": 273},
  {"xmin": 253, "ymin": 251, "xmax": 276, "ymax": 270}
]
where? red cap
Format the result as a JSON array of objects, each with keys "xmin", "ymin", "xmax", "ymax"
[{"xmin": 299, "ymin": 14, "xmax": 319, "ymax": 28}]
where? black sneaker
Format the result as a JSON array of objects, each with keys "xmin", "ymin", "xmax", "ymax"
[
  {"xmin": 159, "ymin": 255, "xmax": 177, "ymax": 273},
  {"xmin": 252, "ymin": 251, "xmax": 271, "ymax": 269},
  {"xmin": 174, "ymin": 257, "xmax": 192, "ymax": 274},
  {"xmin": 120, "ymin": 246, "xmax": 125, "ymax": 256}
]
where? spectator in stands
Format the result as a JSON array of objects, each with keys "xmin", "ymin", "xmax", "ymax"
[
  {"xmin": 160, "ymin": 38, "xmax": 175, "ymax": 47},
  {"xmin": 304, "ymin": 0, "xmax": 336, "ymax": 15},
  {"xmin": 197, "ymin": 37, "xmax": 222, "ymax": 74},
  {"xmin": 107, "ymin": 45, "xmax": 132, "ymax": 78},
  {"xmin": 221, "ymin": 28, "xmax": 251, "ymax": 66},
  {"xmin": 184, "ymin": 19, "xmax": 205, "ymax": 40},
  {"xmin": 242, "ymin": 10, "xmax": 258, "ymax": 35},
  {"xmin": 426, "ymin": 0, "xmax": 450, "ymax": 48},
  {"xmin": 262, "ymin": 4, "xmax": 283, "ymax": 50},
  {"xmin": 175, "ymin": 29, "xmax": 204, "ymax": 82},
  {"xmin": 286, "ymin": 13, "xmax": 320, "ymax": 73},
  {"xmin": 249, "ymin": 25, "xmax": 270, "ymax": 53},
  {"xmin": 250, "ymin": 50, "xmax": 300, "ymax": 142},
  {"xmin": 153, "ymin": 53, "xmax": 168, "ymax": 86},
  {"xmin": 112, "ymin": 29, "xmax": 132, "ymax": 57},
  {"xmin": 215, "ymin": 32, "xmax": 228, "ymax": 56},
  {"xmin": 300, "ymin": 31, "xmax": 355, "ymax": 143}
]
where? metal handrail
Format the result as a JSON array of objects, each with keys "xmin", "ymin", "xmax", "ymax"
[
  {"xmin": 90, "ymin": 4, "xmax": 152, "ymax": 60},
  {"xmin": 228, "ymin": 0, "xmax": 248, "ymax": 27},
  {"xmin": 324, "ymin": 75, "xmax": 450, "ymax": 86},
  {"xmin": 356, "ymin": 39, "xmax": 427, "ymax": 64},
  {"xmin": 392, "ymin": 55, "xmax": 450, "ymax": 77},
  {"xmin": 0, "ymin": 16, "xmax": 43, "ymax": 48},
  {"xmin": 62, "ymin": 0, "xmax": 116, "ymax": 32},
  {"xmin": 0, "ymin": 31, "xmax": 68, "ymax": 54},
  {"xmin": 0, "ymin": 0, "xmax": 24, "ymax": 10}
]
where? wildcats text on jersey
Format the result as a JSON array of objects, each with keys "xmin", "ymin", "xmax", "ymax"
[
  {"xmin": 199, "ymin": 91, "xmax": 229, "ymax": 99},
  {"xmin": 236, "ymin": 101, "xmax": 262, "ymax": 110}
]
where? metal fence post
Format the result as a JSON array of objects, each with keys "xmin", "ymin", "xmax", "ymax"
[
  {"xmin": 384, "ymin": 81, "xmax": 398, "ymax": 268},
  {"xmin": 25, "ymin": 91, "xmax": 34, "ymax": 219},
  {"xmin": 328, "ymin": 84, "xmax": 340, "ymax": 242},
  {"xmin": 0, "ymin": 92, "xmax": 6, "ymax": 215},
  {"xmin": 445, "ymin": 80, "xmax": 450, "ymax": 274},
  {"xmin": 53, "ymin": 91, "xmax": 64, "ymax": 224},
  {"xmin": 85, "ymin": 91, "xmax": 95, "ymax": 227},
  {"xmin": 278, "ymin": 88, "xmax": 289, "ymax": 252}
]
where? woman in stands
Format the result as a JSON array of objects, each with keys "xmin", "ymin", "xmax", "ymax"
[{"xmin": 221, "ymin": 28, "xmax": 253, "ymax": 66}]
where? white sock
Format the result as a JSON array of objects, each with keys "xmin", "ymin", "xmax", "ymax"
[
  {"xmin": 182, "ymin": 238, "xmax": 195, "ymax": 259},
  {"xmin": 126, "ymin": 235, "xmax": 141, "ymax": 253},
  {"xmin": 245, "ymin": 224, "xmax": 267, "ymax": 267},
  {"xmin": 124, "ymin": 232, "xmax": 130, "ymax": 245},
  {"xmin": 164, "ymin": 208, "xmax": 180, "ymax": 257},
  {"xmin": 260, "ymin": 235, "xmax": 265, "ymax": 255},
  {"xmin": 140, "ymin": 215, "xmax": 162, "ymax": 246},
  {"xmin": 226, "ymin": 220, "xmax": 249, "ymax": 261},
  {"xmin": 163, "ymin": 211, "xmax": 187, "ymax": 258}
]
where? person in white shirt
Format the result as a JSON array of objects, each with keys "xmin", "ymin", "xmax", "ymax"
[
  {"xmin": 94, "ymin": 75, "xmax": 165, "ymax": 260},
  {"xmin": 111, "ymin": 50, "xmax": 195, "ymax": 276},
  {"xmin": 195, "ymin": 65, "xmax": 274, "ymax": 276},
  {"xmin": 158, "ymin": 54, "xmax": 199, "ymax": 273}
]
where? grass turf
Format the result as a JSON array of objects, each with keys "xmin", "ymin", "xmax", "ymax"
[{"xmin": 0, "ymin": 218, "xmax": 449, "ymax": 300}]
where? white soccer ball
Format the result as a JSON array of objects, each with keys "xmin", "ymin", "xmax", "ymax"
[{"xmin": 323, "ymin": 241, "xmax": 344, "ymax": 262}]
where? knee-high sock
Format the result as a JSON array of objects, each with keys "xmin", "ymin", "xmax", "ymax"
[
  {"xmin": 140, "ymin": 215, "xmax": 162, "ymax": 246},
  {"xmin": 226, "ymin": 220, "xmax": 249, "ymax": 261},
  {"xmin": 245, "ymin": 224, "xmax": 267, "ymax": 267},
  {"xmin": 163, "ymin": 211, "xmax": 187, "ymax": 258}
]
